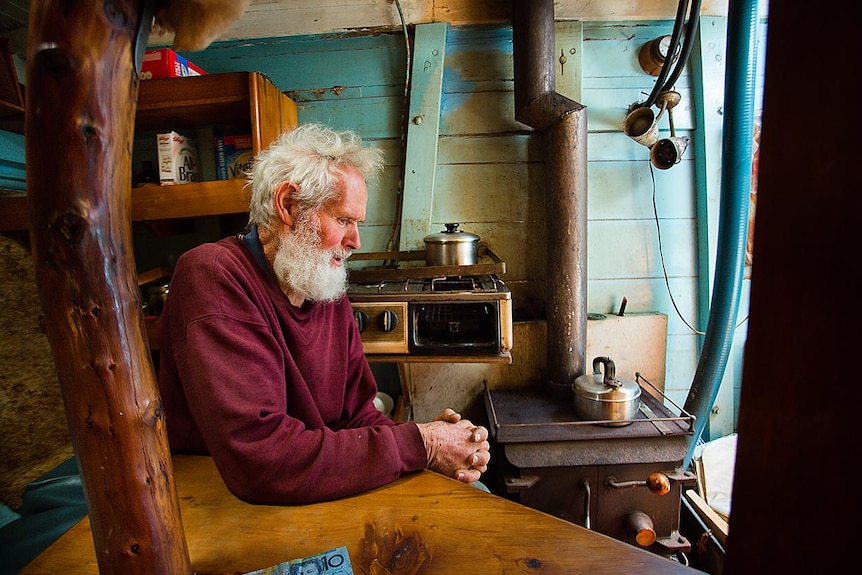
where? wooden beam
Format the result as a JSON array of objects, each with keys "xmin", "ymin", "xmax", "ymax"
[
  {"xmin": 399, "ymin": 22, "xmax": 447, "ymax": 251},
  {"xmin": 25, "ymin": 1, "xmax": 190, "ymax": 573},
  {"xmin": 684, "ymin": 489, "xmax": 728, "ymax": 547},
  {"xmin": 724, "ymin": 1, "xmax": 858, "ymax": 572}
]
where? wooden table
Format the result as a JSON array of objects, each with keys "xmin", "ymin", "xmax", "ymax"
[{"xmin": 21, "ymin": 455, "xmax": 697, "ymax": 574}]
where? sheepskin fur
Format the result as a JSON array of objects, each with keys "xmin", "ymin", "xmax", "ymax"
[
  {"xmin": 154, "ymin": 0, "xmax": 253, "ymax": 51},
  {"xmin": 0, "ymin": 236, "xmax": 73, "ymax": 511}
]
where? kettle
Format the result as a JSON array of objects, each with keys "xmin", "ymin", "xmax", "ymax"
[{"xmin": 572, "ymin": 356, "xmax": 642, "ymax": 426}]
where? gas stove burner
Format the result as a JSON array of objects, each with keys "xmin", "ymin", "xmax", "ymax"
[
  {"xmin": 350, "ymin": 280, "xmax": 393, "ymax": 293},
  {"xmin": 346, "ymin": 246, "xmax": 507, "ymax": 285},
  {"xmin": 425, "ymin": 276, "xmax": 478, "ymax": 292},
  {"xmin": 408, "ymin": 274, "xmax": 503, "ymax": 293},
  {"xmin": 349, "ymin": 274, "xmax": 506, "ymax": 296}
]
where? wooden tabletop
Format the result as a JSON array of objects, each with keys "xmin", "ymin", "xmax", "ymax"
[{"xmin": 21, "ymin": 455, "xmax": 696, "ymax": 574}]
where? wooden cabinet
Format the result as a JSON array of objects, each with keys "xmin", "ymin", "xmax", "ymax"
[
  {"xmin": 0, "ymin": 99, "xmax": 24, "ymax": 134},
  {"xmin": 0, "ymin": 38, "xmax": 24, "ymax": 135},
  {"xmin": 0, "ymin": 71, "xmax": 297, "ymax": 230}
]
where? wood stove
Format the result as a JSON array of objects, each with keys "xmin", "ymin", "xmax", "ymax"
[{"xmin": 483, "ymin": 379, "xmax": 697, "ymax": 559}]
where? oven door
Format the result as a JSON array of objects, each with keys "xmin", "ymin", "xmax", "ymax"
[{"xmin": 409, "ymin": 301, "xmax": 501, "ymax": 354}]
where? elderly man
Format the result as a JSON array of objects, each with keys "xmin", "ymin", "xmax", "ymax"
[{"xmin": 157, "ymin": 124, "xmax": 490, "ymax": 504}]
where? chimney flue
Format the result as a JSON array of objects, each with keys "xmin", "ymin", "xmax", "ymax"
[{"xmin": 512, "ymin": 0, "xmax": 589, "ymax": 399}]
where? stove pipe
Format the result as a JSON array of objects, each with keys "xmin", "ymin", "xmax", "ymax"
[{"xmin": 512, "ymin": 0, "xmax": 588, "ymax": 399}]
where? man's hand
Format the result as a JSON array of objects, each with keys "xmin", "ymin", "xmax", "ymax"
[{"xmin": 416, "ymin": 408, "xmax": 491, "ymax": 485}]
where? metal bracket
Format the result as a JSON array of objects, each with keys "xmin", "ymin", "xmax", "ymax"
[
  {"xmin": 654, "ymin": 530, "xmax": 692, "ymax": 554},
  {"xmin": 504, "ymin": 474, "xmax": 540, "ymax": 494},
  {"xmin": 134, "ymin": 0, "xmax": 158, "ymax": 77}
]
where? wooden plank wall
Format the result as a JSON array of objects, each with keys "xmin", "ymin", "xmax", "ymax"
[
  {"xmin": 0, "ymin": 130, "xmax": 24, "ymax": 190},
  {"xmin": 161, "ymin": 1, "xmax": 732, "ymax": 45},
  {"xmin": 185, "ymin": 20, "xmax": 702, "ymax": 412},
  {"xmin": 143, "ymin": 13, "xmax": 768, "ymax": 436},
  {"xmin": 0, "ymin": 5, "xmax": 769, "ymax": 437}
]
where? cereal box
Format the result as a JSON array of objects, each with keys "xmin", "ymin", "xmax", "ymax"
[
  {"xmin": 214, "ymin": 134, "xmax": 254, "ymax": 180},
  {"xmin": 141, "ymin": 48, "xmax": 207, "ymax": 80},
  {"xmin": 157, "ymin": 131, "xmax": 201, "ymax": 185}
]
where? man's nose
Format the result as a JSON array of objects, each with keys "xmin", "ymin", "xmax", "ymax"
[{"xmin": 344, "ymin": 223, "xmax": 361, "ymax": 250}]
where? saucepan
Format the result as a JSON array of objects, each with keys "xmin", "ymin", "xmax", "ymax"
[{"xmin": 423, "ymin": 223, "xmax": 480, "ymax": 266}]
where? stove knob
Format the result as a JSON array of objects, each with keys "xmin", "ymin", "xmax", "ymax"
[
  {"xmin": 606, "ymin": 473, "xmax": 671, "ymax": 495},
  {"xmin": 646, "ymin": 472, "xmax": 671, "ymax": 495},
  {"xmin": 353, "ymin": 310, "xmax": 369, "ymax": 332},
  {"xmin": 377, "ymin": 310, "xmax": 399, "ymax": 332}
]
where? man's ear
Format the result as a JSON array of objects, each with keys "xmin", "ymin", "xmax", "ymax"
[{"xmin": 273, "ymin": 181, "xmax": 300, "ymax": 227}]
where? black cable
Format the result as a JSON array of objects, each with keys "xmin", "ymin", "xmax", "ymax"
[
  {"xmin": 661, "ymin": 0, "xmax": 703, "ymax": 92},
  {"xmin": 650, "ymin": 161, "xmax": 749, "ymax": 333},
  {"xmin": 649, "ymin": 161, "xmax": 704, "ymax": 335},
  {"xmin": 642, "ymin": 0, "xmax": 690, "ymax": 108},
  {"xmin": 384, "ymin": 0, "xmax": 411, "ymax": 255}
]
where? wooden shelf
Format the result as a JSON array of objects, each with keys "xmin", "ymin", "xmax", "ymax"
[
  {"xmin": 0, "ymin": 38, "xmax": 24, "ymax": 134},
  {"xmin": 135, "ymin": 71, "xmax": 295, "ymax": 154},
  {"xmin": 1, "ymin": 180, "xmax": 252, "ymax": 231},
  {"xmin": 0, "ymin": 190, "xmax": 26, "ymax": 231},
  {"xmin": 0, "ymin": 72, "xmax": 297, "ymax": 231},
  {"xmin": 131, "ymin": 179, "xmax": 250, "ymax": 221},
  {"xmin": 0, "ymin": 100, "xmax": 24, "ymax": 133}
]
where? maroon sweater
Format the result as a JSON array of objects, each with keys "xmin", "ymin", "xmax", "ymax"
[{"xmin": 157, "ymin": 232, "xmax": 427, "ymax": 504}]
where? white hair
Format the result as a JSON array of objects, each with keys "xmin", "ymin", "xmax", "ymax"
[{"xmin": 247, "ymin": 123, "xmax": 383, "ymax": 231}]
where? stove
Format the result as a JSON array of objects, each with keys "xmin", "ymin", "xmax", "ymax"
[
  {"xmin": 484, "ymin": 378, "xmax": 697, "ymax": 558},
  {"xmin": 346, "ymin": 248, "xmax": 513, "ymax": 358}
]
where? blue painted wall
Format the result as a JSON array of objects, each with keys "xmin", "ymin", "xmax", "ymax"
[
  {"xmin": 0, "ymin": 130, "xmax": 25, "ymax": 191},
  {"xmin": 3, "ymin": 18, "xmax": 768, "ymax": 437},
  {"xmin": 184, "ymin": 21, "xmax": 742, "ymax": 421}
]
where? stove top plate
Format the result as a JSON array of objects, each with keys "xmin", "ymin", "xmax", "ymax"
[{"xmin": 485, "ymin": 385, "xmax": 693, "ymax": 444}]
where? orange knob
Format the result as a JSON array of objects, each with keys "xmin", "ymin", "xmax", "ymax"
[{"xmin": 646, "ymin": 472, "xmax": 671, "ymax": 495}]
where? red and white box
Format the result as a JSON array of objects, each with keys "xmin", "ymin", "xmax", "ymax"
[{"xmin": 141, "ymin": 48, "xmax": 207, "ymax": 80}]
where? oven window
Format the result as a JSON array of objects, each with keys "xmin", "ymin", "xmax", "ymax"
[{"xmin": 410, "ymin": 302, "xmax": 500, "ymax": 352}]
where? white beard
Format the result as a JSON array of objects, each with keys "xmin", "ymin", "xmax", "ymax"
[{"xmin": 272, "ymin": 214, "xmax": 349, "ymax": 303}]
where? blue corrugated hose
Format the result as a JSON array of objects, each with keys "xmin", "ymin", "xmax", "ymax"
[{"xmin": 683, "ymin": 0, "xmax": 761, "ymax": 468}]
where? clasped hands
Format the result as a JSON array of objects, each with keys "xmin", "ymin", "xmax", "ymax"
[{"xmin": 417, "ymin": 408, "xmax": 490, "ymax": 485}]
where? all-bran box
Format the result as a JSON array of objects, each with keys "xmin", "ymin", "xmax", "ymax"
[
  {"xmin": 214, "ymin": 134, "xmax": 254, "ymax": 180},
  {"xmin": 157, "ymin": 131, "xmax": 200, "ymax": 185}
]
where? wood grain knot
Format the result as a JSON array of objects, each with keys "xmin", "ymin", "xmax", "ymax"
[
  {"xmin": 102, "ymin": 1, "xmax": 130, "ymax": 28},
  {"xmin": 361, "ymin": 522, "xmax": 430, "ymax": 575},
  {"xmin": 142, "ymin": 399, "xmax": 164, "ymax": 426},
  {"xmin": 53, "ymin": 211, "xmax": 86, "ymax": 245},
  {"xmin": 33, "ymin": 43, "xmax": 74, "ymax": 73}
]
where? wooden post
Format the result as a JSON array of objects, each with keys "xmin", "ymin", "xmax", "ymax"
[{"xmin": 25, "ymin": 1, "xmax": 191, "ymax": 573}]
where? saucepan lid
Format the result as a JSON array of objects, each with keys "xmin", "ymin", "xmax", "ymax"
[{"xmin": 423, "ymin": 223, "xmax": 480, "ymax": 245}]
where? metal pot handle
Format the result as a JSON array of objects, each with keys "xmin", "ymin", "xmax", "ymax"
[{"xmin": 592, "ymin": 356, "xmax": 619, "ymax": 388}]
